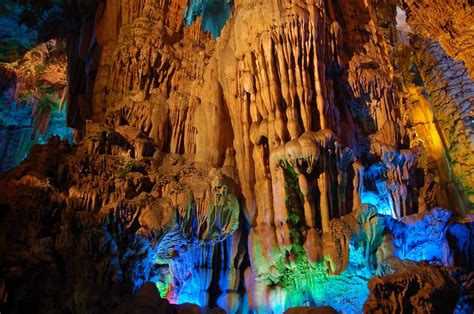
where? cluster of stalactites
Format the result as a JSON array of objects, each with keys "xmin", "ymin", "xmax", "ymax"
[
  {"xmin": 157, "ymin": 172, "xmax": 241, "ymax": 308},
  {"xmin": 106, "ymin": 33, "xmax": 177, "ymax": 107},
  {"xmin": 382, "ymin": 147, "xmax": 418, "ymax": 218},
  {"xmin": 117, "ymin": 0, "xmax": 187, "ymax": 34},
  {"xmin": 247, "ymin": 128, "xmax": 369, "ymax": 280},
  {"xmin": 217, "ymin": 0, "xmax": 348, "ymax": 228},
  {"xmin": 269, "ymin": 129, "xmax": 355, "ymax": 228},
  {"xmin": 184, "ymin": 0, "xmax": 234, "ymax": 38},
  {"xmin": 240, "ymin": 12, "xmax": 340, "ymax": 150},
  {"xmin": 216, "ymin": 0, "xmax": 370, "ymax": 286}
]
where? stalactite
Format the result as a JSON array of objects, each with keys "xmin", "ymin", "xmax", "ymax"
[{"xmin": 1, "ymin": 0, "xmax": 473, "ymax": 313}]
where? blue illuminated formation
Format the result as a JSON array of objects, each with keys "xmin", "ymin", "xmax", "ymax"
[
  {"xmin": 0, "ymin": 2, "xmax": 37, "ymax": 61},
  {"xmin": 117, "ymin": 204, "xmax": 469, "ymax": 313},
  {"xmin": 390, "ymin": 208, "xmax": 452, "ymax": 263},
  {"xmin": 0, "ymin": 98, "xmax": 73, "ymax": 172},
  {"xmin": 184, "ymin": 0, "xmax": 234, "ymax": 38},
  {"xmin": 0, "ymin": 100, "xmax": 33, "ymax": 172},
  {"xmin": 0, "ymin": 2, "xmax": 73, "ymax": 172},
  {"xmin": 0, "ymin": 1, "xmax": 472, "ymax": 313},
  {"xmin": 122, "ymin": 206, "xmax": 470, "ymax": 313},
  {"xmin": 361, "ymin": 189, "xmax": 393, "ymax": 216},
  {"xmin": 37, "ymin": 103, "xmax": 74, "ymax": 145}
]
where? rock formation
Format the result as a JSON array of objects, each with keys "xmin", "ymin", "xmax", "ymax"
[
  {"xmin": 0, "ymin": 0, "xmax": 473, "ymax": 313},
  {"xmin": 364, "ymin": 264, "xmax": 461, "ymax": 313},
  {"xmin": 0, "ymin": 36, "xmax": 73, "ymax": 172}
]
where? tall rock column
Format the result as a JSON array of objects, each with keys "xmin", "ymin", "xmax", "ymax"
[{"xmin": 218, "ymin": 0, "xmax": 348, "ymax": 282}]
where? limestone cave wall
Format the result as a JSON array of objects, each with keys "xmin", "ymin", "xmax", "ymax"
[{"xmin": 0, "ymin": 0, "xmax": 473, "ymax": 313}]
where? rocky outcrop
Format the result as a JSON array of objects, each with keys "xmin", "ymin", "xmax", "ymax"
[
  {"xmin": 284, "ymin": 306, "xmax": 338, "ymax": 314},
  {"xmin": 403, "ymin": 0, "xmax": 474, "ymax": 77},
  {"xmin": 0, "ymin": 39, "xmax": 72, "ymax": 172},
  {"xmin": 0, "ymin": 120, "xmax": 244, "ymax": 312},
  {"xmin": 364, "ymin": 265, "xmax": 462, "ymax": 313},
  {"xmin": 412, "ymin": 38, "xmax": 474, "ymax": 213}
]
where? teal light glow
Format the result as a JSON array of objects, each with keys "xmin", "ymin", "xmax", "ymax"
[
  {"xmin": 244, "ymin": 243, "xmax": 372, "ymax": 313},
  {"xmin": 184, "ymin": 0, "xmax": 234, "ymax": 38},
  {"xmin": 361, "ymin": 190, "xmax": 393, "ymax": 217},
  {"xmin": 360, "ymin": 176, "xmax": 396, "ymax": 218},
  {"xmin": 0, "ymin": 99, "xmax": 73, "ymax": 172},
  {"xmin": 141, "ymin": 208, "xmax": 463, "ymax": 313},
  {"xmin": 391, "ymin": 207, "xmax": 453, "ymax": 265},
  {"xmin": 37, "ymin": 104, "xmax": 73, "ymax": 145}
]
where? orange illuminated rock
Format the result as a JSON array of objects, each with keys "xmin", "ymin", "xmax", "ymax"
[{"xmin": 0, "ymin": 0, "xmax": 473, "ymax": 313}]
